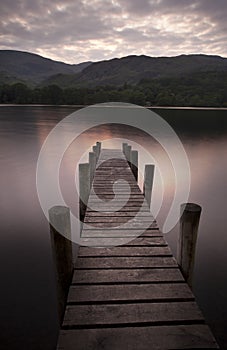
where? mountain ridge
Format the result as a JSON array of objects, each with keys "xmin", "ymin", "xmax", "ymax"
[
  {"xmin": 0, "ymin": 50, "xmax": 91, "ymax": 84},
  {"xmin": 72, "ymin": 53, "xmax": 227, "ymax": 86},
  {"xmin": 1, "ymin": 50, "xmax": 227, "ymax": 107},
  {"xmin": 1, "ymin": 50, "xmax": 227, "ymax": 87}
]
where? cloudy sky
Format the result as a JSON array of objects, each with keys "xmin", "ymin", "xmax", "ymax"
[{"xmin": 1, "ymin": 0, "xmax": 227, "ymax": 64}]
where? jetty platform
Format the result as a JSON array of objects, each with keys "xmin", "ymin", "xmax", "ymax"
[{"xmin": 56, "ymin": 147, "xmax": 218, "ymax": 349}]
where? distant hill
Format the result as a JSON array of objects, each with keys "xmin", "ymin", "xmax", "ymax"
[
  {"xmin": 0, "ymin": 50, "xmax": 91, "ymax": 85},
  {"xmin": 1, "ymin": 50, "xmax": 227, "ymax": 88},
  {"xmin": 40, "ymin": 53, "xmax": 227, "ymax": 88},
  {"xmin": 1, "ymin": 50, "xmax": 227, "ymax": 107},
  {"xmin": 72, "ymin": 54, "xmax": 227, "ymax": 86}
]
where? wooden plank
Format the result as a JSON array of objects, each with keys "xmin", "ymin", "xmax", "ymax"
[
  {"xmin": 78, "ymin": 246, "xmax": 172, "ymax": 257},
  {"xmin": 88, "ymin": 196, "xmax": 144, "ymax": 202},
  {"xmin": 93, "ymin": 180, "xmax": 137, "ymax": 184},
  {"xmin": 62, "ymin": 301, "xmax": 204, "ymax": 327},
  {"xmin": 93, "ymin": 178, "xmax": 136, "ymax": 182},
  {"xmin": 95, "ymin": 168, "xmax": 132, "ymax": 172},
  {"xmin": 94, "ymin": 176, "xmax": 136, "ymax": 178},
  {"xmin": 80, "ymin": 236, "xmax": 167, "ymax": 246},
  {"xmin": 87, "ymin": 201, "xmax": 148, "ymax": 206},
  {"xmin": 73, "ymin": 268, "xmax": 185, "ymax": 284},
  {"xmin": 96, "ymin": 162, "xmax": 129, "ymax": 165},
  {"xmin": 85, "ymin": 211, "xmax": 152, "ymax": 217},
  {"xmin": 75, "ymin": 256, "xmax": 178, "ymax": 269},
  {"xmin": 83, "ymin": 226, "xmax": 155, "ymax": 231},
  {"xmin": 94, "ymin": 176, "xmax": 135, "ymax": 179},
  {"xmin": 95, "ymin": 173, "xmax": 132, "ymax": 175},
  {"xmin": 88, "ymin": 199, "xmax": 149, "ymax": 204},
  {"xmin": 95, "ymin": 171, "xmax": 131, "ymax": 173},
  {"xmin": 94, "ymin": 170, "xmax": 134, "ymax": 174},
  {"xmin": 85, "ymin": 210, "xmax": 153, "ymax": 216},
  {"xmin": 93, "ymin": 176, "xmax": 136, "ymax": 179},
  {"xmin": 95, "ymin": 170, "xmax": 132, "ymax": 173},
  {"xmin": 86, "ymin": 205, "xmax": 150, "ymax": 212},
  {"xmin": 90, "ymin": 190, "xmax": 142, "ymax": 194},
  {"xmin": 82, "ymin": 220, "xmax": 157, "ymax": 229},
  {"xmin": 91, "ymin": 189, "xmax": 140, "ymax": 192},
  {"xmin": 86, "ymin": 207, "xmax": 150, "ymax": 212},
  {"xmin": 81, "ymin": 230, "xmax": 161, "ymax": 238},
  {"xmin": 90, "ymin": 191, "xmax": 142, "ymax": 196},
  {"xmin": 68, "ymin": 283, "xmax": 194, "ymax": 303},
  {"xmin": 84, "ymin": 216, "xmax": 154, "ymax": 223},
  {"xmin": 96, "ymin": 158, "xmax": 128, "ymax": 161},
  {"xmin": 97, "ymin": 161, "xmax": 129, "ymax": 164},
  {"xmin": 124, "ymin": 236, "xmax": 167, "ymax": 246},
  {"xmin": 82, "ymin": 221, "xmax": 158, "ymax": 229},
  {"xmin": 58, "ymin": 325, "xmax": 219, "ymax": 349},
  {"xmin": 92, "ymin": 183, "xmax": 140, "ymax": 186},
  {"xmin": 80, "ymin": 234, "xmax": 164, "ymax": 248},
  {"xmin": 85, "ymin": 211, "xmax": 154, "ymax": 218}
]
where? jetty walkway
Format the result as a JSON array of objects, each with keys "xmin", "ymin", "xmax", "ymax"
[{"xmin": 56, "ymin": 146, "xmax": 218, "ymax": 349}]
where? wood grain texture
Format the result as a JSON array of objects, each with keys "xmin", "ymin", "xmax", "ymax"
[
  {"xmin": 81, "ymin": 229, "xmax": 161, "ymax": 238},
  {"xmin": 62, "ymin": 301, "xmax": 204, "ymax": 327},
  {"xmin": 79, "ymin": 238, "xmax": 163, "ymax": 247},
  {"xmin": 72, "ymin": 268, "xmax": 184, "ymax": 284},
  {"xmin": 68, "ymin": 283, "xmax": 194, "ymax": 303},
  {"xmin": 80, "ymin": 236, "xmax": 167, "ymax": 247},
  {"xmin": 85, "ymin": 211, "xmax": 152, "ymax": 217},
  {"xmin": 57, "ymin": 325, "xmax": 218, "ymax": 349},
  {"xmin": 78, "ymin": 246, "xmax": 172, "ymax": 257},
  {"xmin": 75, "ymin": 256, "xmax": 178, "ymax": 269}
]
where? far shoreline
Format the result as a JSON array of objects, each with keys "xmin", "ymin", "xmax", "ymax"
[{"xmin": 0, "ymin": 104, "xmax": 227, "ymax": 111}]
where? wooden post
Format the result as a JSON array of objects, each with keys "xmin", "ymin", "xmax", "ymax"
[
  {"xmin": 143, "ymin": 164, "xmax": 155, "ymax": 208},
  {"xmin": 89, "ymin": 152, "xmax": 96, "ymax": 187},
  {"xmin": 49, "ymin": 206, "xmax": 73, "ymax": 325},
  {"xmin": 122, "ymin": 143, "xmax": 128, "ymax": 155},
  {"xmin": 93, "ymin": 145, "xmax": 98, "ymax": 164},
  {"xmin": 125, "ymin": 145, "xmax": 131, "ymax": 163},
  {"xmin": 177, "ymin": 203, "xmax": 202, "ymax": 287},
  {"xmin": 96, "ymin": 142, "xmax": 101, "ymax": 157},
  {"xmin": 79, "ymin": 163, "xmax": 90, "ymax": 221},
  {"xmin": 130, "ymin": 150, "xmax": 138, "ymax": 181}
]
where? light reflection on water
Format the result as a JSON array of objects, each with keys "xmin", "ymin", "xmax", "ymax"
[{"xmin": 0, "ymin": 105, "xmax": 226, "ymax": 349}]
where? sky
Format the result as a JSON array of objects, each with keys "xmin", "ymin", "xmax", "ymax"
[{"xmin": 1, "ymin": 0, "xmax": 227, "ymax": 64}]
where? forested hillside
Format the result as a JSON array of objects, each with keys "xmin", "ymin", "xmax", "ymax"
[{"xmin": 1, "ymin": 51, "xmax": 227, "ymax": 107}]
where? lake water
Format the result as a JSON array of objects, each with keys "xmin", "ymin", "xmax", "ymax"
[{"xmin": 0, "ymin": 105, "xmax": 226, "ymax": 349}]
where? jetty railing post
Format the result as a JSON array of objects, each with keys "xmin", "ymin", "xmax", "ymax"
[
  {"xmin": 92, "ymin": 145, "xmax": 98, "ymax": 165},
  {"xmin": 96, "ymin": 142, "xmax": 101, "ymax": 158},
  {"xmin": 177, "ymin": 203, "xmax": 202, "ymax": 287},
  {"xmin": 125, "ymin": 145, "xmax": 131, "ymax": 164},
  {"xmin": 79, "ymin": 163, "xmax": 90, "ymax": 221},
  {"xmin": 143, "ymin": 164, "xmax": 155, "ymax": 208},
  {"xmin": 130, "ymin": 150, "xmax": 138, "ymax": 181},
  {"xmin": 89, "ymin": 152, "xmax": 96, "ymax": 187},
  {"xmin": 122, "ymin": 142, "xmax": 128, "ymax": 155},
  {"xmin": 48, "ymin": 206, "xmax": 73, "ymax": 325}
]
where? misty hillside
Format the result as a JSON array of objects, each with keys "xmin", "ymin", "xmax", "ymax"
[
  {"xmin": 1, "ymin": 50, "xmax": 227, "ymax": 88},
  {"xmin": 72, "ymin": 54, "xmax": 227, "ymax": 86},
  {"xmin": 0, "ymin": 50, "xmax": 91, "ymax": 84}
]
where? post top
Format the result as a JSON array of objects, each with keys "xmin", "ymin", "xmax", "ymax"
[
  {"xmin": 49, "ymin": 205, "xmax": 69, "ymax": 216},
  {"xmin": 181, "ymin": 202, "xmax": 202, "ymax": 212}
]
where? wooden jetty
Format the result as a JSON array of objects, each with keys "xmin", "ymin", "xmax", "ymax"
[{"xmin": 55, "ymin": 146, "xmax": 218, "ymax": 349}]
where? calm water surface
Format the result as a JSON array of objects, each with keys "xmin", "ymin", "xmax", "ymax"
[{"xmin": 0, "ymin": 105, "xmax": 226, "ymax": 349}]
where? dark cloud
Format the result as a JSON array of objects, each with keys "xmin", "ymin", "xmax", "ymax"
[{"xmin": 0, "ymin": 0, "xmax": 227, "ymax": 63}]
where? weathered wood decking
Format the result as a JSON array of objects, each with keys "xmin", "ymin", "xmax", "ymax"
[{"xmin": 57, "ymin": 149, "xmax": 218, "ymax": 349}]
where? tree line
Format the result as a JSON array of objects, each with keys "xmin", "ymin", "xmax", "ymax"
[{"xmin": 1, "ymin": 71, "xmax": 227, "ymax": 107}]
